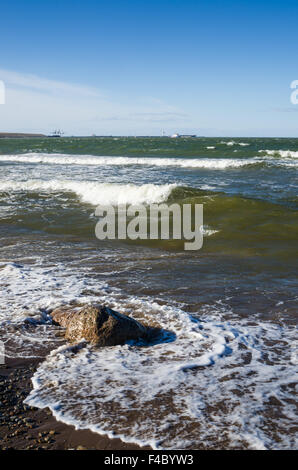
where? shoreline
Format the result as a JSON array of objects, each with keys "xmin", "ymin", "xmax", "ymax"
[
  {"xmin": 0, "ymin": 133, "xmax": 46, "ymax": 139},
  {"xmin": 0, "ymin": 357, "xmax": 149, "ymax": 451}
]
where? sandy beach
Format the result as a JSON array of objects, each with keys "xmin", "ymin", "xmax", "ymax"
[{"xmin": 0, "ymin": 357, "xmax": 147, "ymax": 451}]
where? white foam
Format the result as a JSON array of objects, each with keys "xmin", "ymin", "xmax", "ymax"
[
  {"xmin": 259, "ymin": 149, "xmax": 298, "ymax": 159},
  {"xmin": 0, "ymin": 180, "xmax": 177, "ymax": 205},
  {"xmin": 220, "ymin": 141, "xmax": 250, "ymax": 147},
  {"xmin": 24, "ymin": 296, "xmax": 298, "ymax": 450},
  {"xmin": 201, "ymin": 225, "xmax": 219, "ymax": 236},
  {"xmin": 0, "ymin": 261, "xmax": 110, "ymax": 357},
  {"xmin": 0, "ymin": 153, "xmax": 261, "ymax": 169},
  {"xmin": 220, "ymin": 140, "xmax": 236, "ymax": 146},
  {"xmin": 1, "ymin": 260, "xmax": 296, "ymax": 449}
]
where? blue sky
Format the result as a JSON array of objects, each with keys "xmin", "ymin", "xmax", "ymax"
[{"xmin": 0, "ymin": 0, "xmax": 298, "ymax": 136}]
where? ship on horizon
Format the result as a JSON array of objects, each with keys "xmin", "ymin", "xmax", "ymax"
[
  {"xmin": 171, "ymin": 132, "xmax": 197, "ymax": 138},
  {"xmin": 48, "ymin": 129, "xmax": 64, "ymax": 138},
  {"xmin": 161, "ymin": 130, "xmax": 197, "ymax": 138}
]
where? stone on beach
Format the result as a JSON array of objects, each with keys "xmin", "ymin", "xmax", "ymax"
[{"xmin": 51, "ymin": 304, "xmax": 147, "ymax": 347}]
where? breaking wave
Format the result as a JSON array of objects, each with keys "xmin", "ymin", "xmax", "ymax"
[
  {"xmin": 0, "ymin": 180, "xmax": 177, "ymax": 205},
  {"xmin": 0, "ymin": 153, "xmax": 264, "ymax": 169},
  {"xmin": 259, "ymin": 149, "xmax": 298, "ymax": 159}
]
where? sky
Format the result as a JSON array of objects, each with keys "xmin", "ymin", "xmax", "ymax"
[{"xmin": 0, "ymin": 0, "xmax": 298, "ymax": 136}]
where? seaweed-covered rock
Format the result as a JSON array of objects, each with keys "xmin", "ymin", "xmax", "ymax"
[{"xmin": 51, "ymin": 304, "xmax": 147, "ymax": 347}]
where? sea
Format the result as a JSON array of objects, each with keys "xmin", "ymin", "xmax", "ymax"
[{"xmin": 0, "ymin": 136, "xmax": 297, "ymax": 449}]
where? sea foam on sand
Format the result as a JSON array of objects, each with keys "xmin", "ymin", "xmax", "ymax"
[{"xmin": 0, "ymin": 263, "xmax": 292, "ymax": 450}]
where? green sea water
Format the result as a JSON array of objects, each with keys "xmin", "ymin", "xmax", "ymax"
[
  {"xmin": 0, "ymin": 137, "xmax": 297, "ymax": 449},
  {"xmin": 0, "ymin": 136, "xmax": 297, "ymax": 258}
]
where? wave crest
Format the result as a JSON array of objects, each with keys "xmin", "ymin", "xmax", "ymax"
[
  {"xmin": 0, "ymin": 179, "xmax": 177, "ymax": 205},
  {"xmin": 0, "ymin": 153, "xmax": 262, "ymax": 169}
]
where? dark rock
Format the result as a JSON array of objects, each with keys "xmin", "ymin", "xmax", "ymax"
[{"xmin": 51, "ymin": 304, "xmax": 147, "ymax": 347}]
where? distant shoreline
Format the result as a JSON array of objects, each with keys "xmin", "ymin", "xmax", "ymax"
[
  {"xmin": 0, "ymin": 132, "xmax": 46, "ymax": 138},
  {"xmin": 0, "ymin": 134, "xmax": 297, "ymax": 139}
]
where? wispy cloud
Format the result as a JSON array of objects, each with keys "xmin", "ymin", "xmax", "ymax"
[
  {"xmin": 0, "ymin": 69, "xmax": 189, "ymax": 135},
  {"xmin": 130, "ymin": 111, "xmax": 189, "ymax": 121},
  {"xmin": 0, "ymin": 69, "xmax": 102, "ymax": 98},
  {"xmin": 93, "ymin": 111, "xmax": 190, "ymax": 122}
]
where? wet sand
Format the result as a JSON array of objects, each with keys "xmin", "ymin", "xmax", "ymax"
[{"xmin": 0, "ymin": 357, "xmax": 149, "ymax": 450}]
